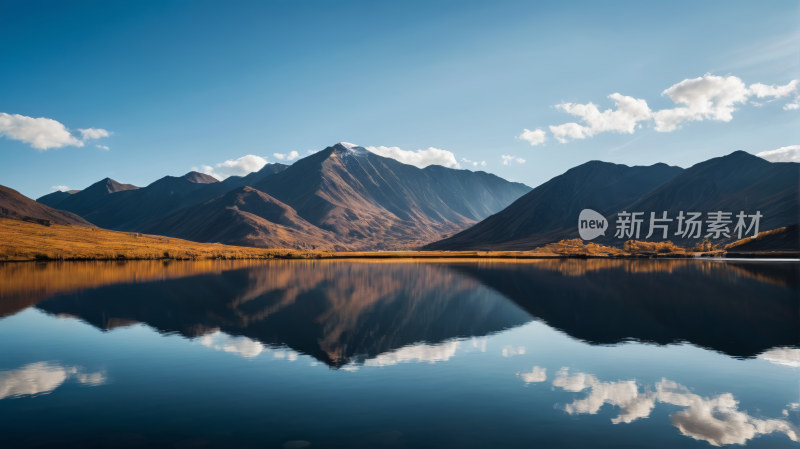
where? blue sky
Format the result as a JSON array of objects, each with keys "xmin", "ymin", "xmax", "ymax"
[{"xmin": 1, "ymin": 0, "xmax": 798, "ymax": 199}]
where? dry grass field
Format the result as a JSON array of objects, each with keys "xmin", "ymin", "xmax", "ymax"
[{"xmin": 0, "ymin": 218, "xmax": 707, "ymax": 262}]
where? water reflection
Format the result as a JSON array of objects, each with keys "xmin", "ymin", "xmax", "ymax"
[
  {"xmin": 540, "ymin": 367, "xmax": 799, "ymax": 446},
  {"xmin": 0, "ymin": 362, "xmax": 106, "ymax": 400},
  {"xmin": 0, "ymin": 259, "xmax": 796, "ymax": 366}
]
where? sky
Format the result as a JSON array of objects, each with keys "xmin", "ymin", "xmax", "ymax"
[{"xmin": 1, "ymin": 0, "xmax": 798, "ymax": 199}]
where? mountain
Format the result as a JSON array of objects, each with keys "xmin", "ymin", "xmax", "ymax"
[
  {"xmin": 427, "ymin": 150, "xmax": 799, "ymax": 250},
  {"xmin": 425, "ymin": 161, "xmax": 683, "ymax": 250},
  {"xmin": 252, "ymin": 143, "xmax": 532, "ymax": 250},
  {"xmin": 599, "ymin": 151, "xmax": 799, "ymax": 246},
  {"xmin": 140, "ymin": 186, "xmax": 348, "ymax": 250},
  {"xmin": 44, "ymin": 144, "xmax": 530, "ymax": 250},
  {"xmin": 0, "ymin": 185, "xmax": 93, "ymax": 227},
  {"xmin": 56, "ymin": 172, "xmax": 217, "ymax": 230},
  {"xmin": 176, "ymin": 162, "xmax": 288, "ymax": 209},
  {"xmin": 36, "ymin": 189, "xmax": 81, "ymax": 208}
]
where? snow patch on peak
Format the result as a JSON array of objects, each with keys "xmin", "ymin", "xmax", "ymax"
[{"xmin": 339, "ymin": 142, "xmax": 359, "ymax": 150}]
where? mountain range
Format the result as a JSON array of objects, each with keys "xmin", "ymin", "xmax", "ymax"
[
  {"xmin": 26, "ymin": 143, "xmax": 531, "ymax": 250},
  {"xmin": 425, "ymin": 151, "xmax": 799, "ymax": 250}
]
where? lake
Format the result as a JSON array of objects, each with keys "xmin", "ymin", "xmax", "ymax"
[{"xmin": 0, "ymin": 259, "xmax": 798, "ymax": 448}]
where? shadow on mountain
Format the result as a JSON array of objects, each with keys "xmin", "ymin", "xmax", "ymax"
[{"xmin": 450, "ymin": 259, "xmax": 799, "ymax": 358}]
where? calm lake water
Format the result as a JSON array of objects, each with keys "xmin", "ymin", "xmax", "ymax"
[{"xmin": 0, "ymin": 259, "xmax": 798, "ymax": 448}]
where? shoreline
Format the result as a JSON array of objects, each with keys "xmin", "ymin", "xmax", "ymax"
[{"xmin": 2, "ymin": 218, "xmax": 796, "ymax": 263}]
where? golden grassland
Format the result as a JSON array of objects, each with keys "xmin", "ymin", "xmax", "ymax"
[{"xmin": 0, "ymin": 218, "xmax": 711, "ymax": 262}]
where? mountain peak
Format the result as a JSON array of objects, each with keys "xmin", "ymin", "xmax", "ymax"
[{"xmin": 181, "ymin": 171, "xmax": 219, "ymax": 184}]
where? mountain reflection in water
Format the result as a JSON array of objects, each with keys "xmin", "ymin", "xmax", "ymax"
[
  {"xmin": 0, "ymin": 259, "xmax": 796, "ymax": 365},
  {"xmin": 0, "ymin": 259, "xmax": 798, "ymax": 448}
]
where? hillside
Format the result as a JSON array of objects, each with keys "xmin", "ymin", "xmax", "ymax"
[
  {"xmin": 36, "ymin": 189, "xmax": 81, "ymax": 208},
  {"xmin": 424, "ymin": 161, "xmax": 683, "ymax": 250},
  {"xmin": 253, "ymin": 143, "xmax": 532, "ymax": 250},
  {"xmin": 140, "ymin": 186, "xmax": 348, "ymax": 250},
  {"xmin": 0, "ymin": 185, "xmax": 94, "ymax": 227}
]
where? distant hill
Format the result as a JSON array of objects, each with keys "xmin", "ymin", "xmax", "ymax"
[
  {"xmin": 253, "ymin": 143, "xmax": 532, "ymax": 250},
  {"xmin": 55, "ymin": 172, "xmax": 216, "ymax": 230},
  {"xmin": 597, "ymin": 151, "xmax": 799, "ymax": 246},
  {"xmin": 427, "ymin": 151, "xmax": 799, "ymax": 251},
  {"xmin": 36, "ymin": 189, "xmax": 81, "ymax": 208},
  {"xmin": 424, "ymin": 161, "xmax": 683, "ymax": 250},
  {"xmin": 725, "ymin": 224, "xmax": 799, "ymax": 255},
  {"xmin": 0, "ymin": 185, "xmax": 93, "ymax": 227},
  {"xmin": 141, "ymin": 186, "xmax": 348, "ymax": 250}
]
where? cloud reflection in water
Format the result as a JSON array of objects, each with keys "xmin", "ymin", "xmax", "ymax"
[
  {"xmin": 541, "ymin": 367, "xmax": 799, "ymax": 446},
  {"xmin": 0, "ymin": 362, "xmax": 106, "ymax": 400}
]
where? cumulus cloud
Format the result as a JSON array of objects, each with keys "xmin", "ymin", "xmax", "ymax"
[
  {"xmin": 273, "ymin": 151, "xmax": 299, "ymax": 161},
  {"xmin": 756, "ymin": 145, "xmax": 800, "ymax": 163},
  {"xmin": 0, "ymin": 362, "xmax": 106, "ymax": 400},
  {"xmin": 518, "ymin": 128, "xmax": 547, "ymax": 146},
  {"xmin": 548, "ymin": 368, "xmax": 799, "ymax": 446},
  {"xmin": 78, "ymin": 128, "xmax": 111, "ymax": 140},
  {"xmin": 51, "ymin": 185, "xmax": 69, "ymax": 192},
  {"xmin": 365, "ymin": 145, "xmax": 460, "ymax": 169},
  {"xmin": 502, "ymin": 155, "xmax": 526, "ymax": 165},
  {"xmin": 538, "ymin": 74, "xmax": 798, "ymax": 143},
  {"xmin": 0, "ymin": 113, "xmax": 83, "ymax": 150},
  {"xmin": 197, "ymin": 154, "xmax": 270, "ymax": 181},
  {"xmin": 784, "ymin": 102, "xmax": 799, "ymax": 111},
  {"xmin": 756, "ymin": 347, "xmax": 800, "ymax": 367},
  {"xmin": 0, "ymin": 113, "xmax": 112, "ymax": 150},
  {"xmin": 96, "ymin": 145, "xmax": 109, "ymax": 150}
]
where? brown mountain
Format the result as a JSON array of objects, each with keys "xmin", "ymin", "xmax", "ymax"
[
  {"xmin": 36, "ymin": 189, "xmax": 81, "ymax": 208},
  {"xmin": 0, "ymin": 185, "xmax": 93, "ymax": 227},
  {"xmin": 140, "ymin": 186, "xmax": 348, "ymax": 250},
  {"xmin": 424, "ymin": 160, "xmax": 683, "ymax": 250},
  {"xmin": 426, "ymin": 151, "xmax": 799, "ymax": 250},
  {"xmin": 176, "ymin": 162, "xmax": 289, "ymax": 209},
  {"xmin": 56, "ymin": 172, "xmax": 217, "ymax": 230},
  {"xmin": 252, "ymin": 143, "xmax": 532, "ymax": 250}
]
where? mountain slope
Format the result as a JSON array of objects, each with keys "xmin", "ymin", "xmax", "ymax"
[
  {"xmin": 252, "ymin": 143, "xmax": 532, "ymax": 250},
  {"xmin": 140, "ymin": 186, "xmax": 348, "ymax": 250},
  {"xmin": 425, "ymin": 161, "xmax": 683, "ymax": 250},
  {"xmin": 176, "ymin": 163, "xmax": 288, "ymax": 209},
  {"xmin": 598, "ymin": 151, "xmax": 799, "ymax": 246},
  {"xmin": 0, "ymin": 185, "xmax": 93, "ymax": 227},
  {"xmin": 56, "ymin": 172, "xmax": 217, "ymax": 230},
  {"xmin": 36, "ymin": 190, "xmax": 81, "ymax": 208}
]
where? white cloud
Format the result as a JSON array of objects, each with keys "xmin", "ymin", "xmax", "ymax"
[
  {"xmin": 0, "ymin": 362, "xmax": 106, "ymax": 400},
  {"xmin": 749, "ymin": 80, "xmax": 799, "ymax": 99},
  {"xmin": 198, "ymin": 154, "xmax": 270, "ymax": 181},
  {"xmin": 518, "ymin": 128, "xmax": 547, "ymax": 146},
  {"xmin": 548, "ymin": 368, "xmax": 799, "ymax": 446},
  {"xmin": 78, "ymin": 128, "xmax": 111, "ymax": 140},
  {"xmin": 365, "ymin": 145, "xmax": 460, "ymax": 169},
  {"xmin": 756, "ymin": 145, "xmax": 800, "ymax": 163},
  {"xmin": 542, "ymin": 74, "xmax": 798, "ymax": 142},
  {"xmin": 307, "ymin": 149, "xmax": 318, "ymax": 154},
  {"xmin": 0, "ymin": 113, "xmax": 83, "ymax": 150},
  {"xmin": 460, "ymin": 158, "xmax": 486, "ymax": 168},
  {"xmin": 51, "ymin": 185, "xmax": 69, "ymax": 192},
  {"xmin": 273, "ymin": 151, "xmax": 299, "ymax": 161},
  {"xmin": 502, "ymin": 155, "xmax": 526, "ymax": 165},
  {"xmin": 96, "ymin": 145, "xmax": 109, "ymax": 150},
  {"xmin": 518, "ymin": 366, "xmax": 547, "ymax": 383}
]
